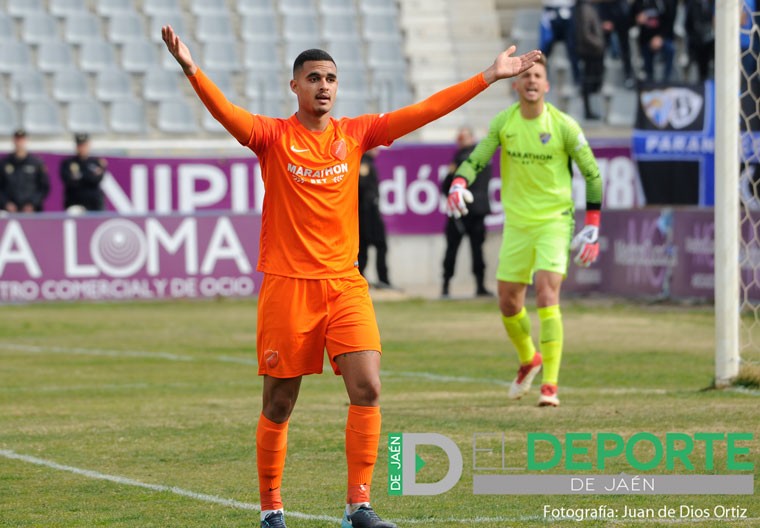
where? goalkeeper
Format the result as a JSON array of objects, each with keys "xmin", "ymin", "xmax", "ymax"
[{"xmin": 448, "ymin": 55, "xmax": 602, "ymax": 407}]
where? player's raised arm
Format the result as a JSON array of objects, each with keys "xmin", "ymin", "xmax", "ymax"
[
  {"xmin": 386, "ymin": 46, "xmax": 541, "ymax": 140},
  {"xmin": 161, "ymin": 25, "xmax": 254, "ymax": 145}
]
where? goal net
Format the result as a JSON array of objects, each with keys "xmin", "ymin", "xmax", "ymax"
[
  {"xmin": 736, "ymin": 1, "xmax": 760, "ymax": 383},
  {"xmin": 715, "ymin": 0, "xmax": 760, "ymax": 387}
]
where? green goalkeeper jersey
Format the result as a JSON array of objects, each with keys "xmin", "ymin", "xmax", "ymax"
[{"xmin": 455, "ymin": 102, "xmax": 602, "ymax": 227}]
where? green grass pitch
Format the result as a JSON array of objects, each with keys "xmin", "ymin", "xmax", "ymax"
[{"xmin": 0, "ymin": 298, "xmax": 757, "ymax": 527}]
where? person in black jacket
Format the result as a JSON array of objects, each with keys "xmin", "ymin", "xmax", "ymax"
[
  {"xmin": 61, "ymin": 133, "xmax": 107, "ymax": 212},
  {"xmin": 0, "ymin": 129, "xmax": 50, "ymax": 213},
  {"xmin": 441, "ymin": 126, "xmax": 493, "ymax": 298},
  {"xmin": 630, "ymin": 0, "xmax": 677, "ymax": 82},
  {"xmin": 358, "ymin": 148, "xmax": 392, "ymax": 288}
]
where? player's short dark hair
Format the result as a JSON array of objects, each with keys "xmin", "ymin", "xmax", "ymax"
[{"xmin": 293, "ymin": 49, "xmax": 336, "ymax": 76}]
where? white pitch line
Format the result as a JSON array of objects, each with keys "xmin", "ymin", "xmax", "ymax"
[
  {"xmin": 0, "ymin": 449, "xmax": 337, "ymax": 523},
  {"xmin": 3, "ymin": 342, "xmax": 759, "ymax": 396},
  {"xmin": 2, "ymin": 450, "xmax": 758, "ymax": 525},
  {"xmin": 0, "ymin": 343, "xmax": 258, "ymax": 366}
]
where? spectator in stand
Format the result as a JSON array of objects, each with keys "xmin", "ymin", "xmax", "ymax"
[
  {"xmin": 597, "ymin": 0, "xmax": 635, "ymax": 88},
  {"xmin": 358, "ymin": 148, "xmax": 392, "ymax": 289},
  {"xmin": 630, "ymin": 0, "xmax": 678, "ymax": 83},
  {"xmin": 684, "ymin": 0, "xmax": 715, "ymax": 82},
  {"xmin": 61, "ymin": 133, "xmax": 108, "ymax": 212},
  {"xmin": 441, "ymin": 126, "xmax": 493, "ymax": 298},
  {"xmin": 575, "ymin": 0, "xmax": 606, "ymax": 119},
  {"xmin": 0, "ymin": 130, "xmax": 49, "ymax": 213},
  {"xmin": 540, "ymin": 0, "xmax": 581, "ymax": 84}
]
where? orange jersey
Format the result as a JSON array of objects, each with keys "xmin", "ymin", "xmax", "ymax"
[
  {"xmin": 250, "ymin": 113, "xmax": 392, "ymax": 277},
  {"xmin": 188, "ymin": 69, "xmax": 488, "ymax": 278}
]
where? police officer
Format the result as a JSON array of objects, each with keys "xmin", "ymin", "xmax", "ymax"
[
  {"xmin": 441, "ymin": 126, "xmax": 493, "ymax": 298},
  {"xmin": 358, "ymin": 147, "xmax": 392, "ymax": 288},
  {"xmin": 61, "ymin": 133, "xmax": 107, "ymax": 212},
  {"xmin": 0, "ymin": 129, "xmax": 50, "ymax": 213}
]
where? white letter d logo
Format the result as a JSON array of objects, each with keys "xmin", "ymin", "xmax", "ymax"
[{"xmin": 402, "ymin": 433, "xmax": 463, "ymax": 495}]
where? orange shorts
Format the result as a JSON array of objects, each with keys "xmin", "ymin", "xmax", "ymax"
[{"xmin": 256, "ymin": 272, "xmax": 382, "ymax": 378}]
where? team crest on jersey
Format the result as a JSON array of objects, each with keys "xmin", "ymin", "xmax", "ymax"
[
  {"xmin": 539, "ymin": 132, "xmax": 551, "ymax": 144},
  {"xmin": 331, "ymin": 139, "xmax": 347, "ymax": 160}
]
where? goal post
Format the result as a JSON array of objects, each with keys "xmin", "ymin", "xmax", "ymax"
[{"xmin": 714, "ymin": 0, "xmax": 741, "ymax": 387}]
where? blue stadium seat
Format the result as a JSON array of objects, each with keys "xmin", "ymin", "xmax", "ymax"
[
  {"xmin": 96, "ymin": 0, "xmax": 137, "ymax": 17},
  {"xmin": 240, "ymin": 13, "xmax": 279, "ymax": 43},
  {"xmin": 107, "ymin": 12, "xmax": 145, "ymax": 43},
  {"xmin": 322, "ymin": 14, "xmax": 360, "ymax": 40},
  {"xmin": 37, "ymin": 41, "xmax": 76, "ymax": 73},
  {"xmin": 50, "ymin": 0, "xmax": 89, "ymax": 18},
  {"xmin": 143, "ymin": 68, "xmax": 182, "ymax": 101},
  {"xmin": 64, "ymin": 12, "xmax": 103, "ymax": 45},
  {"xmin": 283, "ymin": 14, "xmax": 320, "ymax": 40},
  {"xmin": 79, "ymin": 40, "xmax": 118, "ymax": 73},
  {"xmin": 157, "ymin": 98, "xmax": 199, "ymax": 133},
  {"xmin": 95, "ymin": 68, "xmax": 134, "ymax": 102},
  {"xmin": 237, "ymin": 0, "xmax": 276, "ymax": 16},
  {"xmin": 22, "ymin": 99, "xmax": 64, "ymax": 135},
  {"xmin": 358, "ymin": 0, "xmax": 397, "ymax": 16},
  {"xmin": 10, "ymin": 71, "xmax": 48, "ymax": 103},
  {"xmin": 197, "ymin": 14, "xmax": 236, "ymax": 43},
  {"xmin": 192, "ymin": 0, "xmax": 229, "ymax": 16},
  {"xmin": 22, "ymin": 13, "xmax": 60, "ymax": 44},
  {"xmin": 202, "ymin": 42, "xmax": 242, "ymax": 71},
  {"xmin": 319, "ymin": 0, "xmax": 356, "ymax": 15},
  {"xmin": 0, "ymin": 14, "xmax": 14, "ymax": 42},
  {"xmin": 110, "ymin": 98, "xmax": 148, "ymax": 134},
  {"xmin": 324, "ymin": 35, "xmax": 364, "ymax": 67},
  {"xmin": 143, "ymin": 0, "xmax": 181, "ymax": 17},
  {"xmin": 67, "ymin": 99, "xmax": 108, "ymax": 133},
  {"xmin": 52, "ymin": 70, "xmax": 90, "ymax": 102},
  {"xmin": 121, "ymin": 41, "xmax": 159, "ymax": 73},
  {"xmin": 361, "ymin": 13, "xmax": 401, "ymax": 41},
  {"xmin": 7, "ymin": 0, "xmax": 45, "ymax": 18},
  {"xmin": 278, "ymin": 0, "xmax": 316, "ymax": 15},
  {"xmin": 0, "ymin": 41, "xmax": 33, "ymax": 74},
  {"xmin": 245, "ymin": 71, "xmax": 284, "ymax": 100},
  {"xmin": 0, "ymin": 98, "xmax": 20, "ymax": 136},
  {"xmin": 244, "ymin": 41, "xmax": 281, "ymax": 71}
]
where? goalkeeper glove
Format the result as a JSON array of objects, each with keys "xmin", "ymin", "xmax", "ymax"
[
  {"xmin": 570, "ymin": 210, "xmax": 600, "ymax": 267},
  {"xmin": 446, "ymin": 177, "xmax": 474, "ymax": 218}
]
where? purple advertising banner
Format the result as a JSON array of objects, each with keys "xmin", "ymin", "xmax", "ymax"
[
  {"xmin": 34, "ymin": 140, "xmax": 639, "ymax": 235},
  {"xmin": 0, "ymin": 212, "xmax": 262, "ymax": 302},
  {"xmin": 565, "ymin": 208, "xmax": 760, "ymax": 301}
]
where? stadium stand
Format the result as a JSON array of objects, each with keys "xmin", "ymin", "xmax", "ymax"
[{"xmin": 0, "ymin": 0, "xmax": 650, "ymax": 141}]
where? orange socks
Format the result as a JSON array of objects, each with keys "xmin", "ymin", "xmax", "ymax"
[
  {"xmin": 256, "ymin": 413, "xmax": 289, "ymax": 511},
  {"xmin": 345, "ymin": 405, "xmax": 381, "ymax": 505}
]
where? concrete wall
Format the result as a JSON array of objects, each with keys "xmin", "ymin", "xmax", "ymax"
[{"xmin": 361, "ymin": 231, "xmax": 503, "ymax": 298}]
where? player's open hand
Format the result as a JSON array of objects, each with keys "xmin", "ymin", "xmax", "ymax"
[
  {"xmin": 161, "ymin": 25, "xmax": 197, "ymax": 76},
  {"xmin": 483, "ymin": 46, "xmax": 542, "ymax": 84},
  {"xmin": 446, "ymin": 177, "xmax": 474, "ymax": 218},
  {"xmin": 570, "ymin": 211, "xmax": 601, "ymax": 267}
]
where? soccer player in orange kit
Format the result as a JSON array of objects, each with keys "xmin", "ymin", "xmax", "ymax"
[{"xmin": 162, "ymin": 25, "xmax": 540, "ymax": 528}]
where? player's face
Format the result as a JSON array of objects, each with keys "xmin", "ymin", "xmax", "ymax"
[
  {"xmin": 513, "ymin": 62, "xmax": 549, "ymax": 104},
  {"xmin": 291, "ymin": 61, "xmax": 338, "ymax": 116}
]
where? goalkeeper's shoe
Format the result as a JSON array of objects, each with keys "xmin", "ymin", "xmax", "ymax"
[
  {"xmin": 538, "ymin": 383, "xmax": 560, "ymax": 407},
  {"xmin": 261, "ymin": 511, "xmax": 286, "ymax": 528},
  {"xmin": 508, "ymin": 352, "xmax": 542, "ymax": 400},
  {"xmin": 341, "ymin": 505, "xmax": 397, "ymax": 528}
]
